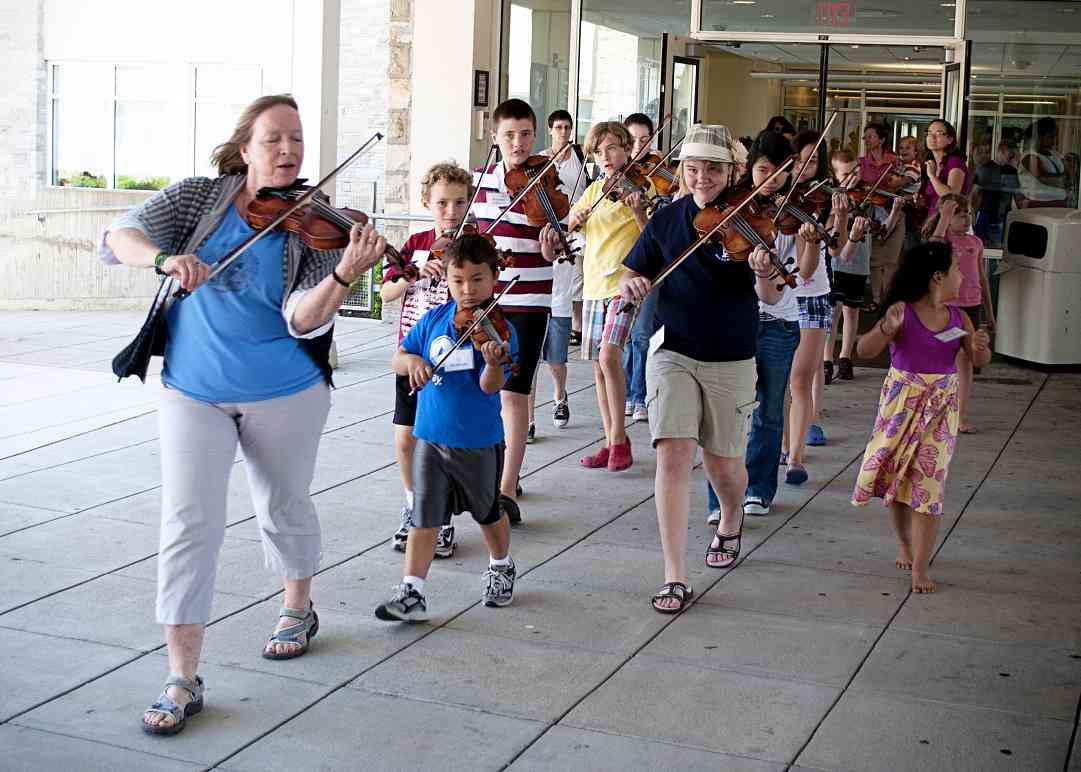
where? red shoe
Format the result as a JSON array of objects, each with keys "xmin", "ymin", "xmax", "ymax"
[
  {"xmin": 580, "ymin": 445, "xmax": 610, "ymax": 468},
  {"xmin": 608, "ymin": 437, "xmax": 633, "ymax": 471}
]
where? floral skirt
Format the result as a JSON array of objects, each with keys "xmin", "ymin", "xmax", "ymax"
[{"xmin": 852, "ymin": 367, "xmax": 959, "ymax": 516}]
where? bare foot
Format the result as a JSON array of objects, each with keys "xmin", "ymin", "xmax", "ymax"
[
  {"xmin": 911, "ymin": 569, "xmax": 936, "ymax": 593},
  {"xmin": 958, "ymin": 423, "xmax": 977, "ymax": 434},
  {"xmin": 895, "ymin": 545, "xmax": 914, "ymax": 570}
]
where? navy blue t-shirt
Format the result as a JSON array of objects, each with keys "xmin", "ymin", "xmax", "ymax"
[
  {"xmin": 401, "ymin": 300, "xmax": 519, "ymax": 449},
  {"xmin": 623, "ymin": 196, "xmax": 759, "ymax": 362}
]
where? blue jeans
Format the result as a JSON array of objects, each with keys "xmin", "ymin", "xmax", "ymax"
[
  {"xmin": 622, "ymin": 289, "xmax": 659, "ymax": 405},
  {"xmin": 707, "ymin": 320, "xmax": 800, "ymax": 510}
]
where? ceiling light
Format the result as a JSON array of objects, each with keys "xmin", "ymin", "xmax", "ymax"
[
  {"xmin": 761, "ymin": 12, "xmax": 775, "ymax": 17},
  {"xmin": 940, "ymin": 2, "xmax": 955, "ymax": 6},
  {"xmin": 732, "ymin": 0, "xmax": 756, "ymax": 4},
  {"xmin": 850, "ymin": 44, "xmax": 860, "ymax": 49}
]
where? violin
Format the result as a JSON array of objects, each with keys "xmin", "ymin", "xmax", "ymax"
[
  {"xmin": 634, "ymin": 152, "xmax": 679, "ymax": 196},
  {"xmin": 691, "ymin": 187, "xmax": 798, "ymax": 289},
  {"xmin": 245, "ymin": 186, "xmax": 409, "ymax": 273},
  {"xmin": 503, "ymin": 155, "xmax": 578, "ymax": 264},
  {"xmin": 430, "ymin": 221, "xmax": 515, "ymax": 271},
  {"xmin": 767, "ymin": 182, "xmax": 838, "ymax": 248},
  {"xmin": 601, "ymin": 164, "xmax": 657, "ymax": 215},
  {"xmin": 452, "ymin": 300, "xmax": 519, "ymax": 375}
]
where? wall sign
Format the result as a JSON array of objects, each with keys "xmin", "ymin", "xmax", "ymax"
[
  {"xmin": 474, "ymin": 70, "xmax": 489, "ymax": 107},
  {"xmin": 816, "ymin": 2, "xmax": 853, "ymax": 26}
]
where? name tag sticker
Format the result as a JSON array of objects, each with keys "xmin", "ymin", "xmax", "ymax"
[
  {"xmin": 441, "ymin": 344, "xmax": 476, "ymax": 373},
  {"xmin": 648, "ymin": 325, "xmax": 665, "ymax": 356},
  {"xmin": 934, "ymin": 327, "xmax": 968, "ymax": 343}
]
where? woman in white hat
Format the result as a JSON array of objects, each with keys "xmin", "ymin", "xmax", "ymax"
[{"xmin": 619, "ymin": 124, "xmax": 782, "ymax": 613}]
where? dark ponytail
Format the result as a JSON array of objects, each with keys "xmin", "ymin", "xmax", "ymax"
[{"xmin": 883, "ymin": 241, "xmax": 953, "ymax": 310}]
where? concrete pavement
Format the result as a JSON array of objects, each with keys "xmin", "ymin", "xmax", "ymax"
[{"xmin": 0, "ymin": 310, "xmax": 1078, "ymax": 771}]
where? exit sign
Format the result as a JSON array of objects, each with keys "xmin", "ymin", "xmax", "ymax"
[{"xmin": 816, "ymin": 2, "xmax": 853, "ymax": 26}]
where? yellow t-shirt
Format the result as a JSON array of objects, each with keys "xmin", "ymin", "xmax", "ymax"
[{"xmin": 571, "ymin": 177, "xmax": 654, "ymax": 300}]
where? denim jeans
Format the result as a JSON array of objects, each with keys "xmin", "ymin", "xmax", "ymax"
[
  {"xmin": 707, "ymin": 320, "xmax": 800, "ymax": 511},
  {"xmin": 622, "ymin": 289, "xmax": 659, "ymax": 406}
]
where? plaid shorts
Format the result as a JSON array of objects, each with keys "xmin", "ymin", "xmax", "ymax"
[
  {"xmin": 581, "ymin": 296, "xmax": 633, "ymax": 360},
  {"xmin": 797, "ymin": 294, "xmax": 833, "ymax": 331}
]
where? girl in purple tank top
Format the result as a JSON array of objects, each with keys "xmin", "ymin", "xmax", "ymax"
[{"xmin": 851, "ymin": 241, "xmax": 991, "ymax": 594}]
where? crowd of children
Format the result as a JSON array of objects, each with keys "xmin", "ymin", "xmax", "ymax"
[{"xmin": 373, "ymin": 98, "xmax": 998, "ymax": 619}]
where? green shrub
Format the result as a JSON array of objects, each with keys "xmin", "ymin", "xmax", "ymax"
[
  {"xmin": 117, "ymin": 175, "xmax": 171, "ymax": 191},
  {"xmin": 66, "ymin": 173, "xmax": 106, "ymax": 188}
]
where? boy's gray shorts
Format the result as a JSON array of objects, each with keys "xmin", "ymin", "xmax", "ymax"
[{"xmin": 412, "ymin": 439, "xmax": 504, "ymax": 529}]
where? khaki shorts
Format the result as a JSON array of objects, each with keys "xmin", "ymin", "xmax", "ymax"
[{"xmin": 645, "ymin": 349, "xmax": 757, "ymax": 458}]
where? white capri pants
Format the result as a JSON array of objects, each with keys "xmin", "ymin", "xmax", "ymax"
[{"xmin": 156, "ymin": 381, "xmax": 331, "ymax": 625}]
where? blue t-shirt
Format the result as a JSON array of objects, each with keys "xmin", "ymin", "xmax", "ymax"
[
  {"xmin": 163, "ymin": 204, "xmax": 323, "ymax": 402},
  {"xmin": 623, "ymin": 196, "xmax": 759, "ymax": 362},
  {"xmin": 402, "ymin": 300, "xmax": 519, "ymax": 448}
]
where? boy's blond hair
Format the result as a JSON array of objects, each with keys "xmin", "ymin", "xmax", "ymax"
[
  {"xmin": 584, "ymin": 121, "xmax": 632, "ymax": 156},
  {"xmin": 419, "ymin": 162, "xmax": 473, "ymax": 206}
]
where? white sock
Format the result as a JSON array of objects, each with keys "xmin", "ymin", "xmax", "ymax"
[
  {"xmin": 489, "ymin": 555, "xmax": 512, "ymax": 568},
  {"xmin": 404, "ymin": 490, "xmax": 414, "ymax": 509},
  {"xmin": 403, "ymin": 575, "xmax": 425, "ymax": 592}
]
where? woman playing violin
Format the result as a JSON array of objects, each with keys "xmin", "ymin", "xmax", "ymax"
[
  {"xmin": 101, "ymin": 94, "xmax": 384, "ymax": 736},
  {"xmin": 617, "ymin": 124, "xmax": 780, "ymax": 615},
  {"xmin": 860, "ymin": 123, "xmax": 909, "ymax": 309},
  {"xmin": 566, "ymin": 121, "xmax": 653, "ymax": 472}
]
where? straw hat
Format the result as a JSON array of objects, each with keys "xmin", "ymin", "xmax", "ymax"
[{"xmin": 676, "ymin": 124, "xmax": 739, "ymax": 163}]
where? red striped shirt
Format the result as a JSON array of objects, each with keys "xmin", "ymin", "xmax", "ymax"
[
  {"xmin": 382, "ymin": 229, "xmax": 449, "ymax": 343},
  {"xmin": 472, "ymin": 163, "xmax": 552, "ymax": 313}
]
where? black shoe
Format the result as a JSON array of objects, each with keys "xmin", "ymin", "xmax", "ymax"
[
  {"xmin": 837, "ymin": 357, "xmax": 854, "ymax": 381},
  {"xmin": 516, "ymin": 479, "xmax": 523, "ymax": 498},
  {"xmin": 526, "ymin": 422, "xmax": 536, "ymax": 444},
  {"xmin": 374, "ymin": 583, "xmax": 429, "ymax": 622},
  {"xmin": 500, "ymin": 494, "xmax": 522, "ymax": 525},
  {"xmin": 483, "ymin": 559, "xmax": 516, "ymax": 607},
  {"xmin": 434, "ymin": 525, "xmax": 455, "ymax": 559},
  {"xmin": 823, "ymin": 360, "xmax": 834, "ymax": 385}
]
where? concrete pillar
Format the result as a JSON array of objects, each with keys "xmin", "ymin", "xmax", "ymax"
[
  {"xmin": 292, "ymin": 0, "xmax": 341, "ymax": 181},
  {"xmin": 0, "ymin": 0, "xmax": 46, "ymax": 211},
  {"xmin": 408, "ymin": 0, "xmax": 502, "ymax": 215}
]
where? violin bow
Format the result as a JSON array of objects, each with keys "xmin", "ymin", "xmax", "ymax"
[
  {"xmin": 771, "ymin": 111, "xmax": 838, "ymax": 226},
  {"xmin": 622, "ymin": 157, "xmax": 795, "ymax": 311},
  {"xmin": 638, "ymin": 133, "xmax": 685, "ymax": 178},
  {"xmin": 577, "ymin": 113, "xmax": 673, "ymax": 225},
  {"xmin": 410, "ymin": 275, "xmax": 521, "ymax": 395},
  {"xmin": 481, "ymin": 144, "xmax": 571, "ymax": 235},
  {"xmin": 453, "ymin": 144, "xmax": 499, "ymax": 240},
  {"xmin": 173, "ymin": 132, "xmax": 384, "ymax": 300}
]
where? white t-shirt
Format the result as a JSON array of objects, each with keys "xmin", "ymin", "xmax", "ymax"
[
  {"xmin": 795, "ymin": 242, "xmax": 831, "ymax": 297},
  {"xmin": 541, "ymin": 145, "xmax": 586, "ymax": 318},
  {"xmin": 759, "ymin": 233, "xmax": 801, "ymax": 321}
]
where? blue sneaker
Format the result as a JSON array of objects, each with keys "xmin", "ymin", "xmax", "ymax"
[{"xmin": 806, "ymin": 424, "xmax": 827, "ymax": 446}]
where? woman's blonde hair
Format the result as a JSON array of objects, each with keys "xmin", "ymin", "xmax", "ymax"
[
  {"xmin": 921, "ymin": 192, "xmax": 970, "ymax": 240},
  {"xmin": 210, "ymin": 94, "xmax": 299, "ymax": 176},
  {"xmin": 419, "ymin": 162, "xmax": 473, "ymax": 205},
  {"xmin": 584, "ymin": 121, "xmax": 632, "ymax": 155}
]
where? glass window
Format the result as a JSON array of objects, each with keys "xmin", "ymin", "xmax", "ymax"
[
  {"xmin": 576, "ymin": 1, "xmax": 684, "ymax": 142},
  {"xmin": 48, "ymin": 61, "xmax": 264, "ymax": 189},
  {"xmin": 502, "ymin": 0, "xmax": 572, "ymax": 154},
  {"xmin": 701, "ymin": 0, "xmax": 953, "ymax": 37}
]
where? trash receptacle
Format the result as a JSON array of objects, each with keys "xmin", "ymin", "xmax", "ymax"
[{"xmin": 995, "ymin": 208, "xmax": 1081, "ymax": 366}]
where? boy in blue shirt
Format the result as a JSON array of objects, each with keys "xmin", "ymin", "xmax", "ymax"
[{"xmin": 375, "ymin": 234, "xmax": 520, "ymax": 621}]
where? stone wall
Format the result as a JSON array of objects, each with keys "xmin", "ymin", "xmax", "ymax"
[{"xmin": 0, "ymin": 0, "xmax": 46, "ymax": 210}]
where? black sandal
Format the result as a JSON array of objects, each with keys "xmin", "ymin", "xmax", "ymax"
[
  {"xmin": 500, "ymin": 494, "xmax": 522, "ymax": 525},
  {"xmin": 706, "ymin": 512, "xmax": 745, "ymax": 569},
  {"xmin": 651, "ymin": 582, "xmax": 693, "ymax": 614}
]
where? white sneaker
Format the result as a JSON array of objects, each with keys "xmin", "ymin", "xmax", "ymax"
[
  {"xmin": 743, "ymin": 497, "xmax": 771, "ymax": 516},
  {"xmin": 624, "ymin": 401, "xmax": 634, "ymax": 417},
  {"xmin": 632, "ymin": 404, "xmax": 648, "ymax": 422},
  {"xmin": 706, "ymin": 509, "xmax": 721, "ymax": 526}
]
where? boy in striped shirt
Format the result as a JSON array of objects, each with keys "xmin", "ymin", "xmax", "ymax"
[{"xmin": 471, "ymin": 99, "xmax": 562, "ymax": 525}]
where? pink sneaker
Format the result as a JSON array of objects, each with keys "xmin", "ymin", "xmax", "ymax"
[
  {"xmin": 580, "ymin": 445, "xmax": 610, "ymax": 468},
  {"xmin": 608, "ymin": 438, "xmax": 633, "ymax": 471}
]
